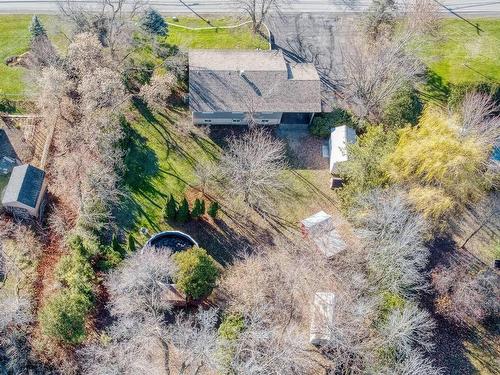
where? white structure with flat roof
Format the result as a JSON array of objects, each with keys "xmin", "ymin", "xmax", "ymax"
[
  {"xmin": 310, "ymin": 292, "xmax": 336, "ymax": 346},
  {"xmin": 300, "ymin": 211, "xmax": 347, "ymax": 257},
  {"xmin": 329, "ymin": 125, "xmax": 356, "ymax": 174}
]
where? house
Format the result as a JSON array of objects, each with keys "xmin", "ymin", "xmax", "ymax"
[
  {"xmin": 329, "ymin": 125, "xmax": 356, "ymax": 174},
  {"xmin": 309, "ymin": 292, "xmax": 335, "ymax": 346},
  {"xmin": 1, "ymin": 164, "xmax": 47, "ymax": 218},
  {"xmin": 188, "ymin": 50, "xmax": 322, "ymax": 126}
]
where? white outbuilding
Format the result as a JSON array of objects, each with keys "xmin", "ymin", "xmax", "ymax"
[
  {"xmin": 300, "ymin": 211, "xmax": 347, "ymax": 257},
  {"xmin": 309, "ymin": 292, "xmax": 336, "ymax": 346},
  {"xmin": 329, "ymin": 125, "xmax": 356, "ymax": 174}
]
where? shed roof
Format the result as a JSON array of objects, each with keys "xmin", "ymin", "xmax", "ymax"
[
  {"xmin": 2, "ymin": 164, "xmax": 45, "ymax": 208},
  {"xmin": 301, "ymin": 211, "xmax": 347, "ymax": 257},
  {"xmin": 189, "ymin": 50, "xmax": 322, "ymax": 113},
  {"xmin": 310, "ymin": 292, "xmax": 335, "ymax": 346},
  {"xmin": 329, "ymin": 125, "xmax": 356, "ymax": 172}
]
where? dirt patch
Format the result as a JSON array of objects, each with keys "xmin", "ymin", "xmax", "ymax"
[{"xmin": 279, "ymin": 129, "xmax": 328, "ymax": 170}]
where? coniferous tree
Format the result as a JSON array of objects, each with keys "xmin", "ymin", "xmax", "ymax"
[
  {"xmin": 111, "ymin": 233, "xmax": 126, "ymax": 257},
  {"xmin": 200, "ymin": 199, "xmax": 206, "ymax": 215},
  {"xmin": 176, "ymin": 197, "xmax": 190, "ymax": 223},
  {"xmin": 127, "ymin": 233, "xmax": 136, "ymax": 253},
  {"xmin": 191, "ymin": 198, "xmax": 204, "ymax": 218},
  {"xmin": 208, "ymin": 201, "xmax": 220, "ymax": 219},
  {"xmin": 141, "ymin": 8, "xmax": 168, "ymax": 36},
  {"xmin": 29, "ymin": 15, "xmax": 47, "ymax": 40},
  {"xmin": 164, "ymin": 195, "xmax": 178, "ymax": 221}
]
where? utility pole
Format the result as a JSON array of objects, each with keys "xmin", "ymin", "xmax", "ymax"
[{"xmin": 430, "ymin": 0, "xmax": 483, "ymax": 34}]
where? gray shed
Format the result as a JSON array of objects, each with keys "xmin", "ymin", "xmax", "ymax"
[{"xmin": 1, "ymin": 164, "xmax": 47, "ymax": 218}]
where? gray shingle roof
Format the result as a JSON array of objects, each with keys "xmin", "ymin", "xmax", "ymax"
[
  {"xmin": 2, "ymin": 164, "xmax": 45, "ymax": 208},
  {"xmin": 189, "ymin": 50, "xmax": 322, "ymax": 113}
]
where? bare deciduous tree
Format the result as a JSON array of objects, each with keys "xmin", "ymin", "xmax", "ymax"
[
  {"xmin": 168, "ymin": 308, "xmax": 220, "ymax": 373},
  {"xmin": 140, "ymin": 71, "xmax": 177, "ymax": 112},
  {"xmin": 58, "ymin": 0, "xmax": 146, "ymax": 59},
  {"xmin": 218, "ymin": 128, "xmax": 287, "ymax": 209},
  {"xmin": 353, "ymin": 189, "xmax": 430, "ymax": 297},
  {"xmin": 228, "ymin": 310, "xmax": 317, "ymax": 375},
  {"xmin": 337, "ymin": 0, "xmax": 437, "ymax": 124},
  {"xmin": 237, "ymin": 0, "xmax": 283, "ymax": 32},
  {"xmin": 79, "ymin": 248, "xmax": 176, "ymax": 374},
  {"xmin": 37, "ymin": 32, "xmax": 128, "ymax": 235},
  {"xmin": 378, "ymin": 303, "xmax": 435, "ymax": 355},
  {"xmin": 337, "ymin": 32, "xmax": 424, "ymax": 124},
  {"xmin": 379, "ymin": 349, "xmax": 443, "ymax": 375},
  {"xmin": 458, "ymin": 92, "xmax": 500, "ymax": 147},
  {"xmin": 107, "ymin": 247, "xmax": 177, "ymax": 320},
  {"xmin": 432, "ymin": 264, "xmax": 499, "ymax": 324}
]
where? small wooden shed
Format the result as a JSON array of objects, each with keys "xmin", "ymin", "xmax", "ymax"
[
  {"xmin": 1, "ymin": 164, "xmax": 47, "ymax": 218},
  {"xmin": 310, "ymin": 292, "xmax": 335, "ymax": 346}
]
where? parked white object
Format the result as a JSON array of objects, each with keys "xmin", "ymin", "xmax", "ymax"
[
  {"xmin": 329, "ymin": 125, "xmax": 356, "ymax": 174},
  {"xmin": 300, "ymin": 211, "xmax": 347, "ymax": 257},
  {"xmin": 310, "ymin": 292, "xmax": 335, "ymax": 346}
]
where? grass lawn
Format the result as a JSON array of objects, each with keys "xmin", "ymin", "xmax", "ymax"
[
  {"xmin": 420, "ymin": 18, "xmax": 500, "ymax": 84},
  {"xmin": 0, "ymin": 15, "xmax": 32, "ymax": 96},
  {"xmin": 0, "ymin": 15, "xmax": 69, "ymax": 97},
  {"xmin": 165, "ymin": 16, "xmax": 269, "ymax": 50},
  {"xmin": 118, "ymin": 102, "xmax": 337, "ymax": 264}
]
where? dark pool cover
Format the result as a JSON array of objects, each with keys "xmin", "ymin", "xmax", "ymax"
[{"xmin": 147, "ymin": 231, "xmax": 197, "ymax": 252}]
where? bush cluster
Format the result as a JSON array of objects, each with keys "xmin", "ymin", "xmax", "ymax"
[
  {"xmin": 172, "ymin": 247, "xmax": 220, "ymax": 300},
  {"xmin": 382, "ymin": 84, "xmax": 423, "ymax": 128},
  {"xmin": 309, "ymin": 108, "xmax": 357, "ymax": 138},
  {"xmin": 164, "ymin": 194, "xmax": 220, "ymax": 223},
  {"xmin": 0, "ymin": 93, "xmax": 16, "ymax": 113},
  {"xmin": 39, "ymin": 237, "xmax": 95, "ymax": 345},
  {"xmin": 218, "ymin": 313, "xmax": 245, "ymax": 341},
  {"xmin": 39, "ymin": 232, "xmax": 128, "ymax": 345}
]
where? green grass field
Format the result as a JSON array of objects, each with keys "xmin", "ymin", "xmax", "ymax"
[
  {"xmin": 0, "ymin": 15, "xmax": 69, "ymax": 97},
  {"xmin": 420, "ymin": 18, "xmax": 500, "ymax": 84},
  {"xmin": 117, "ymin": 101, "xmax": 220, "ymax": 234},
  {"xmin": 165, "ymin": 17, "xmax": 269, "ymax": 50},
  {"xmin": 0, "ymin": 15, "xmax": 32, "ymax": 96},
  {"xmin": 0, "ymin": 15, "xmax": 267, "ymax": 97}
]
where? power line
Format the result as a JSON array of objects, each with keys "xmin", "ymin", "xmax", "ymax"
[{"xmin": 430, "ymin": 0, "xmax": 484, "ymax": 34}]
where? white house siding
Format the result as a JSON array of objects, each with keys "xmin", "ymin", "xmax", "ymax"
[{"xmin": 192, "ymin": 111, "xmax": 282, "ymax": 125}]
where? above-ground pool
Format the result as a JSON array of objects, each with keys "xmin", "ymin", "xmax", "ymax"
[{"xmin": 145, "ymin": 231, "xmax": 198, "ymax": 252}]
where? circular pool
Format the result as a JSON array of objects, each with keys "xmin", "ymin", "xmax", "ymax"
[{"xmin": 145, "ymin": 231, "xmax": 198, "ymax": 252}]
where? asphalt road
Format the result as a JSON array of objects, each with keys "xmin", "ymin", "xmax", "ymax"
[{"xmin": 0, "ymin": 0, "xmax": 499, "ymax": 14}]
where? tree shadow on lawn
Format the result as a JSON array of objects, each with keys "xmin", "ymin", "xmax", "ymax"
[
  {"xmin": 423, "ymin": 236, "xmax": 497, "ymax": 375},
  {"xmin": 115, "ymin": 119, "xmax": 161, "ymax": 231},
  {"xmin": 168, "ymin": 213, "xmax": 275, "ymax": 266},
  {"xmin": 132, "ymin": 98, "xmax": 199, "ymax": 168},
  {"xmin": 466, "ymin": 320, "xmax": 500, "ymax": 375},
  {"xmin": 419, "ymin": 69, "xmax": 450, "ymax": 105}
]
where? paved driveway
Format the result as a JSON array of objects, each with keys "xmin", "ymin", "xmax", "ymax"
[{"xmin": 268, "ymin": 13, "xmax": 355, "ymax": 109}]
